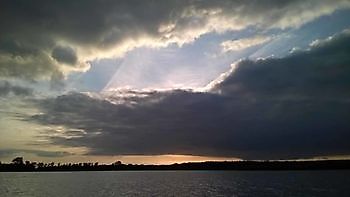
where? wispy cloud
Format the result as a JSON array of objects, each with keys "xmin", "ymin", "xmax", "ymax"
[
  {"xmin": 0, "ymin": 81, "xmax": 33, "ymax": 97},
  {"xmin": 221, "ymin": 36, "xmax": 272, "ymax": 52}
]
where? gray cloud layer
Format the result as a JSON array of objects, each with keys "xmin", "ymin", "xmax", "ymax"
[
  {"xmin": 0, "ymin": 149, "xmax": 72, "ymax": 158},
  {"xmin": 30, "ymin": 30, "xmax": 350, "ymax": 159},
  {"xmin": 51, "ymin": 46, "xmax": 78, "ymax": 66},
  {"xmin": 0, "ymin": 81, "xmax": 33, "ymax": 96},
  {"xmin": 1, "ymin": 0, "xmax": 349, "ymax": 81},
  {"xmin": 213, "ymin": 30, "xmax": 350, "ymax": 99}
]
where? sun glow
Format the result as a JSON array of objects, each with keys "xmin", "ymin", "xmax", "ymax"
[{"xmin": 31, "ymin": 155, "xmax": 241, "ymax": 165}]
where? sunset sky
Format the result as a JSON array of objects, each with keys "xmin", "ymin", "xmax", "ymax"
[{"xmin": 1, "ymin": 0, "xmax": 350, "ymax": 164}]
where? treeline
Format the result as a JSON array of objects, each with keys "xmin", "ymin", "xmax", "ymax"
[{"xmin": 1, "ymin": 157, "xmax": 350, "ymax": 172}]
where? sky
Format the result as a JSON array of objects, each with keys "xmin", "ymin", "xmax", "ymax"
[{"xmin": 1, "ymin": 0, "xmax": 350, "ymax": 164}]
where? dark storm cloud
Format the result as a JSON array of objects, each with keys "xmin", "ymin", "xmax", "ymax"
[
  {"xmin": 0, "ymin": 0, "xmax": 348, "ymax": 80},
  {"xmin": 212, "ymin": 29, "xmax": 350, "ymax": 99},
  {"xmin": 51, "ymin": 46, "xmax": 78, "ymax": 65},
  {"xmin": 30, "ymin": 30, "xmax": 350, "ymax": 159},
  {"xmin": 0, "ymin": 81, "xmax": 33, "ymax": 96}
]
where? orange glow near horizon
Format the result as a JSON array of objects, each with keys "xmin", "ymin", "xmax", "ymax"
[
  {"xmin": 2, "ymin": 153, "xmax": 350, "ymax": 164},
  {"xmin": 0, "ymin": 154, "xmax": 241, "ymax": 165},
  {"xmin": 57, "ymin": 155, "xmax": 241, "ymax": 165}
]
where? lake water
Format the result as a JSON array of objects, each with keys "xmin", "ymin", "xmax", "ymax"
[{"xmin": 1, "ymin": 171, "xmax": 349, "ymax": 196}]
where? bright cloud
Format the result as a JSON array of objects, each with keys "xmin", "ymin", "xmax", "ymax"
[
  {"xmin": 221, "ymin": 36, "xmax": 272, "ymax": 52},
  {"xmin": 0, "ymin": 0, "xmax": 349, "ymax": 82}
]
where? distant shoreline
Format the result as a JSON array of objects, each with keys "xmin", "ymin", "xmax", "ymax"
[{"xmin": 1, "ymin": 160, "xmax": 350, "ymax": 172}]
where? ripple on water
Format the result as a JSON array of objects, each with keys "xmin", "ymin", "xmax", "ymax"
[{"xmin": 0, "ymin": 171, "xmax": 350, "ymax": 197}]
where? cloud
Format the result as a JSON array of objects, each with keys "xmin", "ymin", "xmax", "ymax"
[
  {"xmin": 0, "ymin": 81, "xmax": 33, "ymax": 97},
  {"xmin": 50, "ymin": 71, "xmax": 65, "ymax": 91},
  {"xmin": 0, "ymin": 0, "xmax": 348, "ymax": 81},
  {"xmin": 0, "ymin": 149, "xmax": 72, "ymax": 158},
  {"xmin": 221, "ymin": 36, "xmax": 272, "ymax": 52},
  {"xmin": 51, "ymin": 46, "xmax": 78, "ymax": 66},
  {"xmin": 212, "ymin": 29, "xmax": 350, "ymax": 99},
  {"xmin": 28, "ymin": 30, "xmax": 350, "ymax": 159}
]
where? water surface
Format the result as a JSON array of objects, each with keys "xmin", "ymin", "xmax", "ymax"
[{"xmin": 1, "ymin": 171, "xmax": 349, "ymax": 196}]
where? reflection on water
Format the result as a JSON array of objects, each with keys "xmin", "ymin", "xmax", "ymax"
[{"xmin": 1, "ymin": 171, "xmax": 350, "ymax": 196}]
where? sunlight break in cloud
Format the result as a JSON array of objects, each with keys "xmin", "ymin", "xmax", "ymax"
[
  {"xmin": 221, "ymin": 36, "xmax": 272, "ymax": 52},
  {"xmin": 27, "ymin": 30, "xmax": 350, "ymax": 160},
  {"xmin": 1, "ymin": 0, "xmax": 350, "ymax": 163},
  {"xmin": 0, "ymin": 0, "xmax": 349, "ymax": 83}
]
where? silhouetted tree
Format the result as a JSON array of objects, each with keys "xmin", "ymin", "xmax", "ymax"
[
  {"xmin": 12, "ymin": 157, "xmax": 24, "ymax": 165},
  {"xmin": 1, "ymin": 158, "xmax": 350, "ymax": 172}
]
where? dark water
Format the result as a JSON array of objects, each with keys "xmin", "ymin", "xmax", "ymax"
[{"xmin": 1, "ymin": 171, "xmax": 350, "ymax": 196}]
